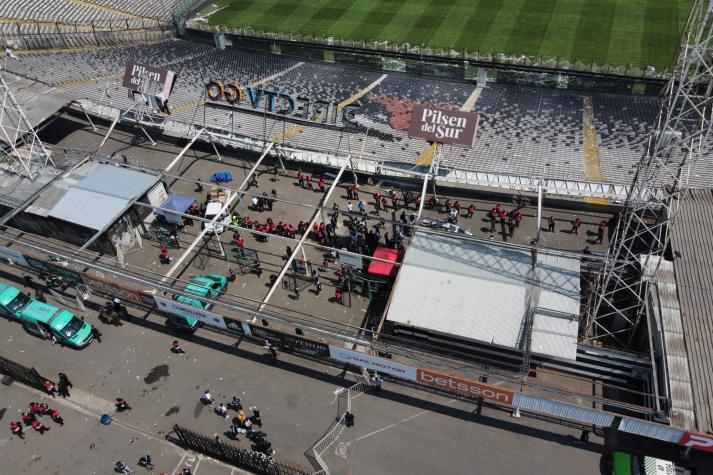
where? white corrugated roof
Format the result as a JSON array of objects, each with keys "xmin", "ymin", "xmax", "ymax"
[
  {"xmin": 387, "ymin": 231, "xmax": 581, "ymax": 351},
  {"xmin": 74, "ymin": 164, "xmax": 159, "ymax": 200},
  {"xmin": 48, "ymin": 188, "xmax": 130, "ymax": 231},
  {"xmin": 530, "ymin": 313, "xmax": 578, "ymax": 360}
]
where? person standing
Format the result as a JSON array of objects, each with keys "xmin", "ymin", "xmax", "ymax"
[
  {"xmin": 514, "ymin": 212, "xmax": 522, "ymax": 228},
  {"xmin": 297, "ymin": 171, "xmax": 304, "ymax": 188},
  {"xmin": 346, "ymin": 185, "xmax": 354, "ymax": 200},
  {"xmin": 318, "ymin": 178, "xmax": 325, "ymax": 193},
  {"xmin": 547, "ymin": 215, "xmax": 555, "ymax": 233},
  {"xmin": 171, "ymin": 340, "xmax": 185, "ymax": 354},
  {"xmin": 10, "ymin": 421, "xmax": 24, "ymax": 438},
  {"xmin": 32, "ymin": 419, "xmax": 49, "ymax": 434},
  {"xmin": 466, "ymin": 203, "xmax": 475, "ymax": 218},
  {"xmin": 312, "ymin": 270, "xmax": 322, "ymax": 294},
  {"xmin": 91, "ymin": 326, "xmax": 102, "ymax": 343},
  {"xmin": 307, "ymin": 176, "xmax": 313, "ymax": 191},
  {"xmin": 508, "ymin": 220, "xmax": 515, "ymax": 238},
  {"xmin": 570, "ymin": 216, "xmax": 581, "ymax": 235},
  {"xmin": 372, "ymin": 375, "xmax": 382, "ymax": 394},
  {"xmin": 595, "ymin": 219, "xmax": 607, "ymax": 244},
  {"xmin": 138, "ymin": 453, "xmax": 154, "ymax": 470},
  {"xmin": 51, "ymin": 409, "xmax": 64, "ymax": 426},
  {"xmin": 43, "ymin": 380, "xmax": 57, "ymax": 397},
  {"xmin": 335, "ymin": 288, "xmax": 343, "ymax": 305}
]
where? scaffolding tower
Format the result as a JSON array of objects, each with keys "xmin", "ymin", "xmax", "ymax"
[
  {"xmin": 586, "ymin": 0, "xmax": 713, "ymax": 345},
  {"xmin": 0, "ymin": 71, "xmax": 54, "ymax": 179}
]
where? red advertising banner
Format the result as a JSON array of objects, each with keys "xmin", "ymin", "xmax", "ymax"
[
  {"xmin": 408, "ymin": 104, "xmax": 478, "ymax": 148},
  {"xmin": 678, "ymin": 432, "xmax": 713, "ymax": 453},
  {"xmin": 416, "ymin": 368, "xmax": 514, "ymax": 404}
]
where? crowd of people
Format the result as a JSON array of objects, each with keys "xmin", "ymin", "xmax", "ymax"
[
  {"xmin": 11, "ymin": 400, "xmax": 65, "ymax": 438},
  {"xmin": 200, "ymin": 389, "xmax": 275, "ymax": 458}
]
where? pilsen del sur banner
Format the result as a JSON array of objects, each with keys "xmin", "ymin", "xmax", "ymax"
[{"xmin": 206, "ymin": 80, "xmax": 360, "ymax": 127}]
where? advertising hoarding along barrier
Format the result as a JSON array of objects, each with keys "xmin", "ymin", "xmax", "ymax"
[
  {"xmin": 0, "ymin": 246, "xmax": 29, "ymax": 267},
  {"xmin": 154, "ymin": 295, "xmax": 227, "ymax": 330},
  {"xmin": 328, "ymin": 346, "xmax": 417, "ymax": 381},
  {"xmin": 679, "ymin": 432, "xmax": 713, "ymax": 453},
  {"xmin": 416, "ymin": 368, "xmax": 515, "ymax": 404},
  {"xmin": 250, "ymin": 324, "xmax": 330, "ymax": 357},
  {"xmin": 80, "ymin": 272, "xmax": 156, "ymax": 307},
  {"xmin": 408, "ymin": 104, "xmax": 478, "ymax": 148}
]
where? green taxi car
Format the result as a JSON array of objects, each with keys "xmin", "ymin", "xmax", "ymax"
[
  {"xmin": 168, "ymin": 273, "xmax": 228, "ymax": 332},
  {"xmin": 0, "ymin": 283, "xmax": 93, "ymax": 349}
]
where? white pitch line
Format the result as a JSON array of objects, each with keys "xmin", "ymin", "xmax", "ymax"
[
  {"xmin": 350, "ymin": 398, "xmax": 458, "ymax": 443},
  {"xmin": 171, "ymin": 453, "xmax": 187, "ymax": 475}
]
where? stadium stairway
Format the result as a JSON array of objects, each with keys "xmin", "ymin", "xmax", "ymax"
[
  {"xmin": 416, "ymin": 85, "xmax": 483, "ymax": 167},
  {"xmin": 67, "ymin": 0, "xmax": 160, "ymax": 22},
  {"xmin": 582, "ymin": 96, "xmax": 607, "ymax": 205}
]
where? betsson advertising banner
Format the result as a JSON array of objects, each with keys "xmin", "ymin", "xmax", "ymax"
[
  {"xmin": 154, "ymin": 296, "xmax": 227, "ymax": 330},
  {"xmin": 408, "ymin": 103, "xmax": 479, "ymax": 148},
  {"xmin": 328, "ymin": 346, "xmax": 417, "ymax": 381},
  {"xmin": 416, "ymin": 368, "xmax": 514, "ymax": 404}
]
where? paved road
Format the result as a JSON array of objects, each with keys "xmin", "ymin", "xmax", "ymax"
[{"xmin": 0, "ymin": 267, "xmax": 605, "ymax": 475}]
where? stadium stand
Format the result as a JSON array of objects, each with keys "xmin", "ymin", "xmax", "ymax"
[
  {"xmin": 10, "ymin": 37, "xmax": 709, "ymax": 187},
  {"xmin": 0, "ymin": 0, "xmax": 184, "ymax": 23}
]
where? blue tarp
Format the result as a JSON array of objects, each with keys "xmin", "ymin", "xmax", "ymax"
[{"xmin": 154, "ymin": 194, "xmax": 196, "ymax": 217}]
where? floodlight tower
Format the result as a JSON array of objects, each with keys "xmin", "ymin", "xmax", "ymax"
[
  {"xmin": 585, "ymin": 0, "xmax": 713, "ymax": 345},
  {"xmin": 0, "ymin": 70, "xmax": 54, "ymax": 179}
]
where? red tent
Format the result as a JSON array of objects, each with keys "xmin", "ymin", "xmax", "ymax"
[{"xmin": 368, "ymin": 246, "xmax": 400, "ymax": 278}]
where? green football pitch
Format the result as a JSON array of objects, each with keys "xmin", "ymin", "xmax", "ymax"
[{"xmin": 205, "ymin": 0, "xmax": 690, "ymax": 70}]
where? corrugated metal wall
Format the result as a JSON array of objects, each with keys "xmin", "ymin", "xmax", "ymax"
[
  {"xmin": 618, "ymin": 418, "xmax": 684, "ymax": 443},
  {"xmin": 513, "ymin": 394, "xmax": 615, "ymax": 427}
]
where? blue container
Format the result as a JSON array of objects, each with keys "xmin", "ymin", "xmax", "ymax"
[{"xmin": 100, "ymin": 414, "xmax": 112, "ymax": 425}]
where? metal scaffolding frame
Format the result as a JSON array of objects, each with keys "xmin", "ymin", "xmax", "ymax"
[
  {"xmin": 586, "ymin": 0, "xmax": 713, "ymax": 345},
  {"xmin": 0, "ymin": 71, "xmax": 54, "ymax": 179}
]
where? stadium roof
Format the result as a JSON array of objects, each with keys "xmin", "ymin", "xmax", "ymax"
[
  {"xmin": 386, "ymin": 231, "xmax": 580, "ymax": 354},
  {"xmin": 670, "ymin": 189, "xmax": 713, "ymax": 434}
]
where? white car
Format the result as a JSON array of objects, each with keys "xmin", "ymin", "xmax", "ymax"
[{"xmin": 203, "ymin": 201, "xmax": 231, "ymax": 234}]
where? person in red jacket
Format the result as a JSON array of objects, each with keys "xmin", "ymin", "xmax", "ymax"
[
  {"xmin": 466, "ymin": 203, "xmax": 475, "ymax": 218},
  {"xmin": 32, "ymin": 419, "xmax": 49, "ymax": 434},
  {"xmin": 51, "ymin": 409, "xmax": 64, "ymax": 426},
  {"xmin": 10, "ymin": 421, "xmax": 24, "ymax": 438},
  {"xmin": 318, "ymin": 178, "xmax": 325, "ymax": 192},
  {"xmin": 570, "ymin": 216, "xmax": 581, "ymax": 235}
]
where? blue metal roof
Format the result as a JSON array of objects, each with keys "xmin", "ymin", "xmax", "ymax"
[{"xmin": 74, "ymin": 164, "xmax": 159, "ymax": 200}]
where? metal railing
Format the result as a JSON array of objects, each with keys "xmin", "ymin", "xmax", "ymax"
[
  {"xmin": 173, "ymin": 424, "xmax": 310, "ymax": 475},
  {"xmin": 186, "ymin": 23, "xmax": 672, "ymax": 80},
  {"xmin": 0, "ymin": 354, "xmax": 52, "ymax": 391},
  {"xmin": 0, "ymin": 22, "xmax": 174, "ymax": 50},
  {"xmin": 304, "ymin": 381, "xmax": 371, "ymax": 475}
]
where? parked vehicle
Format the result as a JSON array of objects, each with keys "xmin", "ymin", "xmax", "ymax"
[
  {"xmin": 168, "ymin": 274, "xmax": 228, "ymax": 332},
  {"xmin": 0, "ymin": 283, "xmax": 93, "ymax": 348},
  {"xmin": 610, "ymin": 451, "xmax": 692, "ymax": 475},
  {"xmin": 202, "ymin": 201, "xmax": 231, "ymax": 234}
]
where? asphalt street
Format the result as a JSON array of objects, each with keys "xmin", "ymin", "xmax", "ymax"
[{"xmin": 0, "ymin": 266, "xmax": 605, "ymax": 475}]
